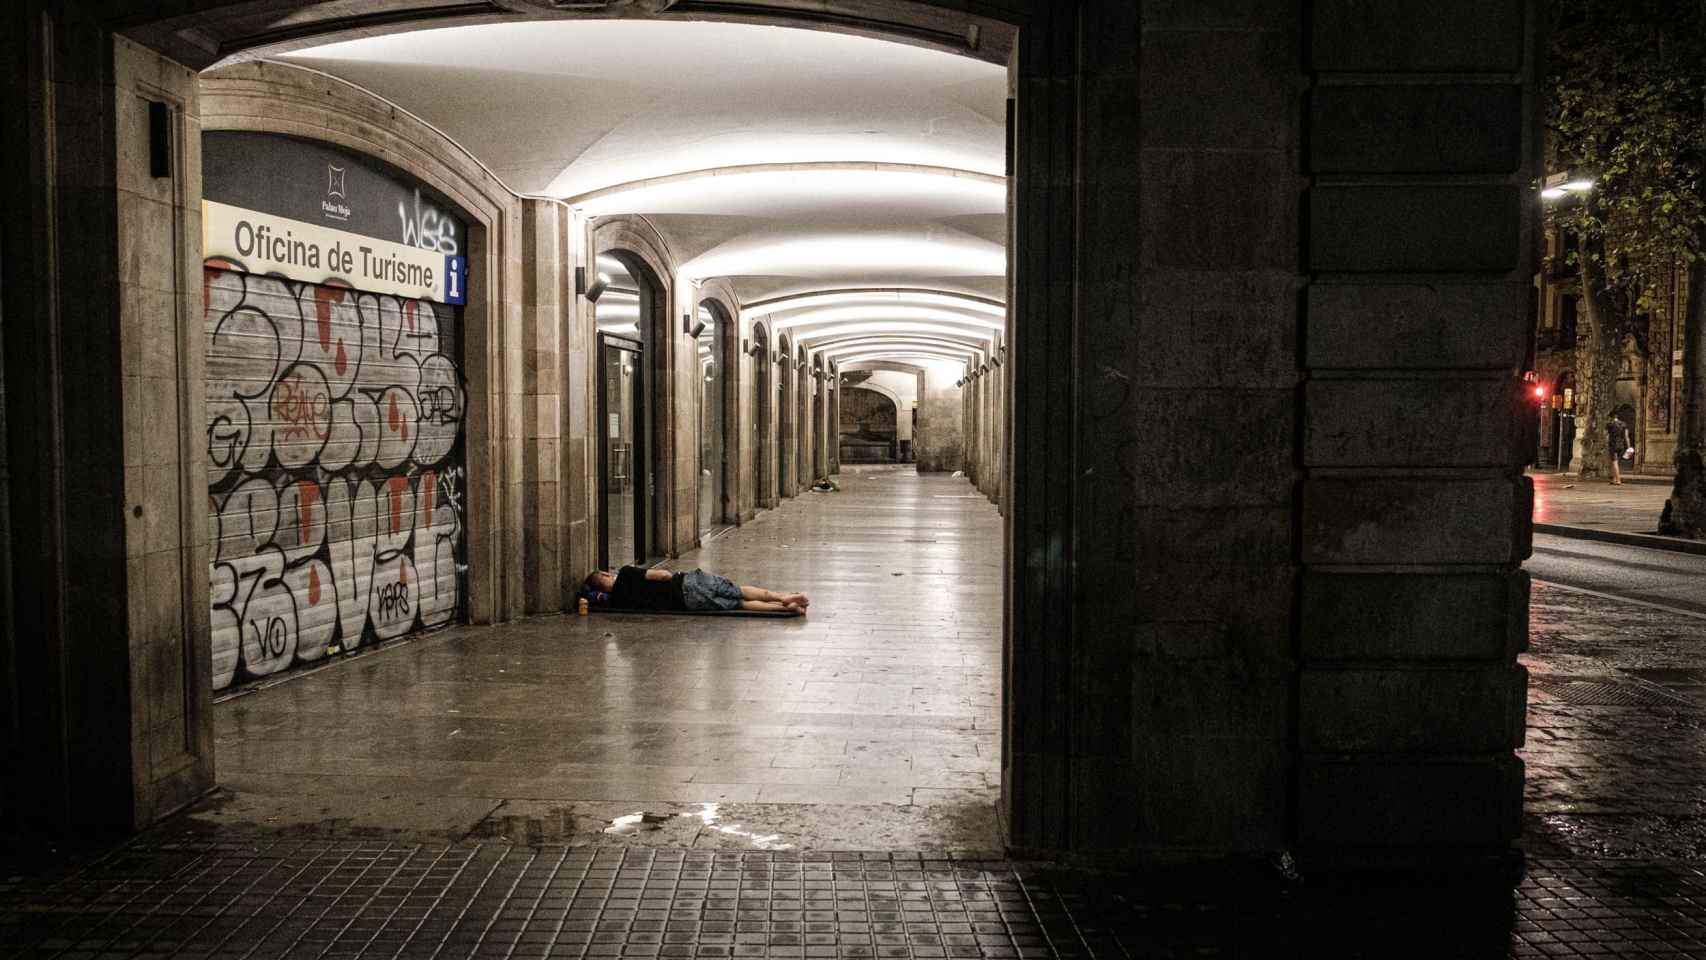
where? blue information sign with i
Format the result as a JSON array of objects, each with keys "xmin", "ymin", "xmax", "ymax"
[{"xmin": 444, "ymin": 255, "xmax": 467, "ymax": 305}]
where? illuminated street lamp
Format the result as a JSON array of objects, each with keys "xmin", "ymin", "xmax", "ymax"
[{"xmin": 1541, "ymin": 171, "xmax": 1594, "ymax": 201}]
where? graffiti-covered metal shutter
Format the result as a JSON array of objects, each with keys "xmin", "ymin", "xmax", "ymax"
[{"xmin": 204, "ymin": 270, "xmax": 466, "ymax": 690}]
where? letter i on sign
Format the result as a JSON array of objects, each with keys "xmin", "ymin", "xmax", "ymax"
[{"xmin": 444, "ymin": 256, "xmax": 466, "ymax": 305}]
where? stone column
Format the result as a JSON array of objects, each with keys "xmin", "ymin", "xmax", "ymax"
[
  {"xmin": 830, "ymin": 378, "xmax": 842, "ymax": 476},
  {"xmin": 1003, "ymin": 0, "xmax": 1533, "ymax": 870},
  {"xmin": 1297, "ymin": 0, "xmax": 1533, "ymax": 870},
  {"xmin": 778, "ymin": 351, "xmax": 795, "ymax": 498},
  {"xmin": 1, "ymin": 6, "xmax": 214, "ymax": 832},
  {"xmin": 520, "ymin": 200, "xmax": 565, "ymax": 611},
  {"xmin": 562, "ymin": 211, "xmax": 596, "ymax": 594},
  {"xmin": 914, "ymin": 366, "xmax": 964, "ymax": 472}
]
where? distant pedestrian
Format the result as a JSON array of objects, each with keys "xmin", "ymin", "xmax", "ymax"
[{"xmin": 1606, "ymin": 413, "xmax": 1632, "ymax": 485}]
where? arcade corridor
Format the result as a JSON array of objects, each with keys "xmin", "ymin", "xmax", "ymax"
[
  {"xmin": 209, "ymin": 467, "xmax": 1002, "ymax": 844},
  {"xmin": 6, "ymin": 0, "xmax": 1554, "ymax": 904}
]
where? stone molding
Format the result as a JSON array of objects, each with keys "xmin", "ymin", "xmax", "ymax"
[
  {"xmin": 590, "ymin": 216, "xmax": 689, "ymax": 557},
  {"xmin": 696, "ymin": 280, "xmax": 747, "ymax": 524},
  {"xmin": 200, "ymin": 59, "xmax": 526, "ymax": 624}
]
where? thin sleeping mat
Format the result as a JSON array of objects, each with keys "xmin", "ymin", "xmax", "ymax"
[{"xmin": 590, "ymin": 606, "xmax": 803, "ymax": 618}]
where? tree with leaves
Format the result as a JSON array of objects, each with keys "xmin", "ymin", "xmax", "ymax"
[{"xmin": 1549, "ymin": 0, "xmax": 1706, "ymax": 534}]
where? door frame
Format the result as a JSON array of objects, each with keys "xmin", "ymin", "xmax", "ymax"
[{"xmin": 596, "ymin": 331, "xmax": 646, "ymax": 570}]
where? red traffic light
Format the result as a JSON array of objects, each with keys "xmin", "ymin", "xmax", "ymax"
[{"xmin": 1533, "ymin": 385, "xmax": 1547, "ymax": 401}]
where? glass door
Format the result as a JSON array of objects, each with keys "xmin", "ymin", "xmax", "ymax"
[
  {"xmin": 598, "ymin": 333, "xmax": 644, "ymax": 569},
  {"xmin": 697, "ymin": 305, "xmax": 722, "ymax": 535}
]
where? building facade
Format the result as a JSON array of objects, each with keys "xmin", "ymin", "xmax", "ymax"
[
  {"xmin": 1534, "ymin": 223, "xmax": 1692, "ymax": 474},
  {"xmin": 3, "ymin": 0, "xmax": 1538, "ymax": 878}
]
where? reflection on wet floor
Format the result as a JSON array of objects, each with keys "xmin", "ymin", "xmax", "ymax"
[
  {"xmin": 1523, "ymin": 581, "xmax": 1706, "ymax": 861},
  {"xmin": 202, "ymin": 466, "xmax": 1002, "ymax": 845},
  {"xmin": 600, "ymin": 806, "xmax": 789, "ymax": 850},
  {"xmin": 18, "ymin": 480, "xmax": 1706, "ymax": 952}
]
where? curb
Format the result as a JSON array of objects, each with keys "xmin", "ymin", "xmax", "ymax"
[
  {"xmin": 1534, "ymin": 522, "xmax": 1706, "ymax": 556},
  {"xmin": 1530, "ymin": 472, "xmax": 1674, "ymax": 486}
]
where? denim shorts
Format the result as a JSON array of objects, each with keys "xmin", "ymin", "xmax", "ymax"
[{"xmin": 681, "ymin": 569, "xmax": 743, "ymax": 611}]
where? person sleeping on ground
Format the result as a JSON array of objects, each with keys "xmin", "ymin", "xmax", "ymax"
[{"xmin": 583, "ymin": 567, "xmax": 810, "ymax": 614}]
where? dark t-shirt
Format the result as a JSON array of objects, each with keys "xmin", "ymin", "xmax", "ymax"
[
  {"xmin": 1608, "ymin": 420, "xmax": 1630, "ymax": 451},
  {"xmin": 611, "ymin": 566, "xmax": 687, "ymax": 611}
]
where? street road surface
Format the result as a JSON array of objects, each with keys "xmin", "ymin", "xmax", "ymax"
[{"xmin": 1529, "ymin": 533, "xmax": 1706, "ymax": 617}]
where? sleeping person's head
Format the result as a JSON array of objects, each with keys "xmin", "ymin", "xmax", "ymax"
[{"xmin": 581, "ymin": 570, "xmax": 615, "ymax": 607}]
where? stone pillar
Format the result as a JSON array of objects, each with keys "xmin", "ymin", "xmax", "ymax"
[
  {"xmin": 799, "ymin": 362, "xmax": 813, "ymax": 486},
  {"xmin": 520, "ymin": 200, "xmax": 565, "ymax": 611},
  {"xmin": 1006, "ymin": 0, "xmax": 1151, "ymax": 854},
  {"xmin": 735, "ymin": 327, "xmax": 758, "ymax": 520},
  {"xmin": 778, "ymin": 351, "xmax": 795, "ymax": 498},
  {"xmin": 0, "ymin": 244, "xmax": 12, "ymax": 822},
  {"xmin": 1004, "ymin": 0, "xmax": 1532, "ymax": 869},
  {"xmin": 987, "ymin": 362, "xmax": 996, "ymax": 493},
  {"xmin": 1, "ymin": 6, "xmax": 214, "ymax": 833},
  {"xmin": 1297, "ymin": 0, "xmax": 1533, "ymax": 870},
  {"xmin": 562, "ymin": 211, "xmax": 597, "ymax": 593},
  {"xmin": 961, "ymin": 375, "xmax": 973, "ymax": 482},
  {"xmin": 830, "ymin": 379, "xmax": 842, "ymax": 476},
  {"xmin": 914, "ymin": 365, "xmax": 964, "ymax": 472}
]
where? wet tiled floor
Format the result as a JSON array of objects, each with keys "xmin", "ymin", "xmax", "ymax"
[
  {"xmin": 208, "ymin": 467, "xmax": 1001, "ymax": 845},
  {"xmin": 16, "ymin": 471, "xmax": 1706, "ymax": 955},
  {"xmin": 1522, "ymin": 580, "xmax": 1706, "ymax": 862},
  {"xmin": 1530, "ymin": 471, "xmax": 1674, "ymax": 534},
  {"xmin": 10, "ymin": 838, "xmax": 1706, "ymax": 957}
]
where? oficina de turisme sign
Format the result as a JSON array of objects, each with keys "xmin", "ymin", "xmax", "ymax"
[{"xmin": 201, "ymin": 131, "xmax": 468, "ymax": 305}]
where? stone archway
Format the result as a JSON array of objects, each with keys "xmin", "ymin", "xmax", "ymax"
[{"xmin": 4, "ymin": 0, "xmax": 1539, "ymax": 878}]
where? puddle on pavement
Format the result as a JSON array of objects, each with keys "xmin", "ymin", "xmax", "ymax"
[
  {"xmin": 603, "ymin": 805, "xmax": 790, "ymax": 848},
  {"xmin": 603, "ymin": 812, "xmax": 674, "ymax": 835},
  {"xmin": 1620, "ymin": 667, "xmax": 1706, "ymax": 683},
  {"xmin": 464, "ymin": 799, "xmax": 1001, "ymax": 849},
  {"xmin": 468, "ymin": 802, "xmax": 792, "ymax": 849}
]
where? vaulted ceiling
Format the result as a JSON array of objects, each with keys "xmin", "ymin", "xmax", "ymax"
[{"xmin": 277, "ymin": 18, "xmax": 1008, "ymax": 369}]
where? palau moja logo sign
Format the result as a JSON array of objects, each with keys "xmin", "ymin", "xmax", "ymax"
[
  {"xmin": 203, "ymin": 199, "xmax": 466, "ymax": 306},
  {"xmin": 323, "ymin": 162, "xmax": 351, "ymax": 222}
]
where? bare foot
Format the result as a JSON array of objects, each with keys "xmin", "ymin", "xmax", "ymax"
[{"xmin": 785, "ymin": 593, "xmax": 810, "ymax": 608}]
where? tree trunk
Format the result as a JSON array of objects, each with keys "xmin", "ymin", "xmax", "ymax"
[
  {"xmin": 1664, "ymin": 256, "xmax": 1706, "ymax": 536},
  {"xmin": 1577, "ymin": 245, "xmax": 1622, "ymax": 481}
]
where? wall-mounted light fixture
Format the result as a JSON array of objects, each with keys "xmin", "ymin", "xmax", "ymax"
[
  {"xmin": 685, "ymin": 313, "xmax": 707, "ymax": 338},
  {"xmin": 577, "ymin": 267, "xmax": 612, "ymax": 303},
  {"xmin": 955, "ymin": 379, "xmax": 965, "ymax": 388}
]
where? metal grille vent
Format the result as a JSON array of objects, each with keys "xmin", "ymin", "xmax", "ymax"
[{"xmin": 1532, "ymin": 675, "xmax": 1694, "ymax": 707}]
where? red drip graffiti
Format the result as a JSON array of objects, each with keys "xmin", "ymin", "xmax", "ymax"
[
  {"xmin": 387, "ymin": 393, "xmax": 409, "ymax": 441},
  {"xmin": 313, "ymin": 285, "xmax": 350, "ymax": 376},
  {"xmin": 298, "ymin": 479, "xmax": 319, "ymax": 546},
  {"xmin": 388, "ymin": 475, "xmax": 408, "ymax": 534},
  {"xmin": 205, "ymin": 265, "xmax": 465, "ymax": 692}
]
